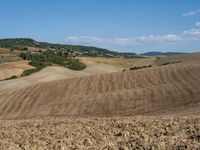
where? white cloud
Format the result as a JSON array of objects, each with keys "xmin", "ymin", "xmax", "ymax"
[
  {"xmin": 65, "ymin": 34, "xmax": 182, "ymax": 47},
  {"xmin": 65, "ymin": 36, "xmax": 108, "ymax": 44},
  {"xmin": 196, "ymin": 22, "xmax": 200, "ymax": 27},
  {"xmin": 183, "ymin": 29, "xmax": 200, "ymax": 37},
  {"xmin": 182, "ymin": 9, "xmax": 200, "ymax": 17},
  {"xmin": 136, "ymin": 34, "xmax": 182, "ymax": 42}
]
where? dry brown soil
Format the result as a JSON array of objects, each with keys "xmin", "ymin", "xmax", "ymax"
[
  {"xmin": 0, "ymin": 61, "xmax": 33, "ymax": 80},
  {"xmin": 0, "ymin": 117, "xmax": 199, "ymax": 150},
  {"xmin": 0, "ymin": 54, "xmax": 200, "ymax": 149}
]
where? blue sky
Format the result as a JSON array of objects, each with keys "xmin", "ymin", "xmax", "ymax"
[{"xmin": 0, "ymin": 0, "xmax": 200, "ymax": 53}]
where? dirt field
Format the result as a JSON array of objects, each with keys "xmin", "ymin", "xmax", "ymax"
[
  {"xmin": 0, "ymin": 116, "xmax": 199, "ymax": 149},
  {"xmin": 155, "ymin": 52, "xmax": 200, "ymax": 65},
  {"xmin": 0, "ymin": 60, "xmax": 122, "ymax": 90},
  {"xmin": 0, "ymin": 48, "xmax": 21, "ymax": 63},
  {"xmin": 0, "ymin": 61, "xmax": 33, "ymax": 80},
  {"xmin": 0, "ymin": 60, "xmax": 199, "ymax": 119},
  {"xmin": 80, "ymin": 57, "xmax": 156, "ymax": 69},
  {"xmin": 0, "ymin": 54, "xmax": 200, "ymax": 149},
  {"xmin": 26, "ymin": 46, "xmax": 41, "ymax": 52},
  {"xmin": 0, "ymin": 48, "xmax": 21, "ymax": 56}
]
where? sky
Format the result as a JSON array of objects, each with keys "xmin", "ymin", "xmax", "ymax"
[{"xmin": 0, "ymin": 0, "xmax": 200, "ymax": 53}]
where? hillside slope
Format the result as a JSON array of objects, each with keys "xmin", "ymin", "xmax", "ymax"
[
  {"xmin": 155, "ymin": 52, "xmax": 200, "ymax": 65},
  {"xmin": 0, "ymin": 38, "xmax": 137, "ymax": 58},
  {"xmin": 0, "ymin": 61, "xmax": 33, "ymax": 80},
  {"xmin": 0, "ymin": 60, "xmax": 199, "ymax": 119},
  {"xmin": 0, "ymin": 61, "xmax": 121, "ymax": 91},
  {"xmin": 141, "ymin": 51, "xmax": 187, "ymax": 56}
]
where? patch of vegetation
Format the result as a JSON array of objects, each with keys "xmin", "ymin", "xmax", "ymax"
[
  {"xmin": 21, "ymin": 67, "xmax": 44, "ymax": 76},
  {"xmin": 0, "ymin": 38, "xmax": 138, "ymax": 58},
  {"xmin": 119, "ymin": 53, "xmax": 145, "ymax": 59},
  {"xmin": 5, "ymin": 75, "xmax": 17, "ymax": 80},
  {"xmin": 159, "ymin": 61, "xmax": 181, "ymax": 66},
  {"xmin": 65, "ymin": 58, "xmax": 86, "ymax": 70},
  {"xmin": 0, "ymin": 55, "xmax": 22, "ymax": 63},
  {"xmin": 129, "ymin": 65, "xmax": 152, "ymax": 71},
  {"xmin": 0, "ymin": 38, "xmax": 38, "ymax": 48},
  {"xmin": 81, "ymin": 53, "xmax": 116, "ymax": 58},
  {"xmin": 20, "ymin": 50, "xmax": 86, "ymax": 76}
]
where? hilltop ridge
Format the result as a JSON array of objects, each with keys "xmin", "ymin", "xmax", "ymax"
[{"xmin": 0, "ymin": 38, "xmax": 138, "ymax": 58}]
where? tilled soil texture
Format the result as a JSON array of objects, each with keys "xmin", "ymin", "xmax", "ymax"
[
  {"xmin": 0, "ymin": 61, "xmax": 199, "ymax": 119},
  {"xmin": 0, "ymin": 117, "xmax": 199, "ymax": 150}
]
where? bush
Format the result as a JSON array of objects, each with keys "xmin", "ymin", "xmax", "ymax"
[
  {"xmin": 10, "ymin": 48, "xmax": 14, "ymax": 51},
  {"xmin": 29, "ymin": 60, "xmax": 45, "ymax": 68},
  {"xmin": 66, "ymin": 59, "xmax": 86, "ymax": 70},
  {"xmin": 5, "ymin": 75, "xmax": 17, "ymax": 80},
  {"xmin": 19, "ymin": 52, "xmax": 32, "ymax": 60},
  {"xmin": 21, "ymin": 66, "xmax": 44, "ymax": 76},
  {"xmin": 19, "ymin": 50, "xmax": 87, "ymax": 76},
  {"xmin": 130, "ymin": 65, "xmax": 152, "ymax": 71},
  {"xmin": 21, "ymin": 47, "xmax": 28, "ymax": 51},
  {"xmin": 159, "ymin": 61, "xmax": 181, "ymax": 66}
]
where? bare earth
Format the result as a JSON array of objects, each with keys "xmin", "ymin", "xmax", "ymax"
[
  {"xmin": 0, "ymin": 117, "xmax": 199, "ymax": 149},
  {"xmin": 0, "ymin": 60, "xmax": 121, "ymax": 90},
  {"xmin": 80, "ymin": 57, "xmax": 156, "ymax": 68},
  {"xmin": 0, "ymin": 60, "xmax": 199, "ymax": 119},
  {"xmin": 0, "ymin": 61, "xmax": 33, "ymax": 80},
  {"xmin": 155, "ymin": 52, "xmax": 200, "ymax": 65},
  {"xmin": 0, "ymin": 54, "xmax": 200, "ymax": 149}
]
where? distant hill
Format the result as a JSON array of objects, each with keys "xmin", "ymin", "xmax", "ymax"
[
  {"xmin": 141, "ymin": 51, "xmax": 187, "ymax": 56},
  {"xmin": 0, "ymin": 38, "xmax": 138, "ymax": 58}
]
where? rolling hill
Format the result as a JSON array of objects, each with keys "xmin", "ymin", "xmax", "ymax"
[
  {"xmin": 0, "ymin": 51, "xmax": 200, "ymax": 149},
  {"xmin": 141, "ymin": 51, "xmax": 187, "ymax": 56},
  {"xmin": 0, "ymin": 59, "xmax": 199, "ymax": 120},
  {"xmin": 0, "ymin": 38, "xmax": 138, "ymax": 58}
]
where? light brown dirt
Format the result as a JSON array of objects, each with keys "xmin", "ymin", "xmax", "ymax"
[
  {"xmin": 80, "ymin": 57, "xmax": 155, "ymax": 69},
  {"xmin": 155, "ymin": 52, "xmax": 200, "ymax": 65},
  {"xmin": 26, "ymin": 46, "xmax": 41, "ymax": 52},
  {"xmin": 0, "ymin": 61, "xmax": 33, "ymax": 80},
  {"xmin": 0, "ymin": 60, "xmax": 199, "ymax": 120},
  {"xmin": 0, "ymin": 48, "xmax": 11, "ymax": 54},
  {"xmin": 0, "ymin": 48, "xmax": 21, "ymax": 56},
  {"xmin": 0, "ymin": 60, "xmax": 122, "ymax": 90},
  {"xmin": 0, "ymin": 48, "xmax": 21, "ymax": 63},
  {"xmin": 0, "ymin": 117, "xmax": 199, "ymax": 150},
  {"xmin": 0, "ymin": 55, "xmax": 200, "ymax": 149},
  {"xmin": 0, "ymin": 66, "xmax": 88, "ymax": 90}
]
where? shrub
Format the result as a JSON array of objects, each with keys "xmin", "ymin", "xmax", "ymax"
[
  {"xmin": 159, "ymin": 61, "xmax": 181, "ymax": 66},
  {"xmin": 21, "ymin": 67, "xmax": 44, "ymax": 76},
  {"xmin": 65, "ymin": 59, "xmax": 86, "ymax": 70},
  {"xmin": 29, "ymin": 60, "xmax": 45, "ymax": 68},
  {"xmin": 10, "ymin": 48, "xmax": 14, "ymax": 51},
  {"xmin": 20, "ymin": 50, "xmax": 87, "ymax": 76},
  {"xmin": 19, "ymin": 52, "xmax": 32, "ymax": 60},
  {"xmin": 122, "ymin": 69, "xmax": 126, "ymax": 72},
  {"xmin": 130, "ymin": 65, "xmax": 152, "ymax": 71},
  {"xmin": 5, "ymin": 75, "xmax": 17, "ymax": 80}
]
